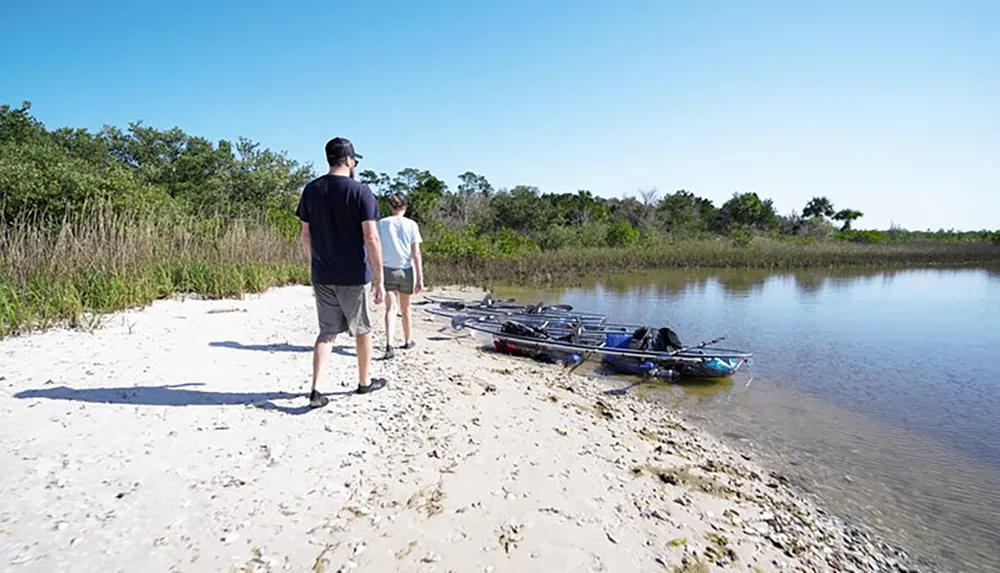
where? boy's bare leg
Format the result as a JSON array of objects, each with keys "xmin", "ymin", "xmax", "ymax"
[
  {"xmin": 400, "ymin": 293, "xmax": 413, "ymax": 346},
  {"xmin": 384, "ymin": 291, "xmax": 396, "ymax": 352}
]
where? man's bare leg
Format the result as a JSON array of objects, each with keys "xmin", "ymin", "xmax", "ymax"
[
  {"xmin": 400, "ymin": 293, "xmax": 414, "ymax": 347},
  {"xmin": 310, "ymin": 333, "xmax": 337, "ymax": 407},
  {"xmin": 384, "ymin": 291, "xmax": 397, "ymax": 358},
  {"xmin": 355, "ymin": 330, "xmax": 387, "ymax": 394},
  {"xmin": 356, "ymin": 331, "xmax": 372, "ymax": 386}
]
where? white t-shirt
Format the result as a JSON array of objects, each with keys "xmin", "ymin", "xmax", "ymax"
[{"xmin": 377, "ymin": 215, "xmax": 422, "ymax": 269}]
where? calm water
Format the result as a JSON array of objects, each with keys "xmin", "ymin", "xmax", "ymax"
[{"xmin": 495, "ymin": 267, "xmax": 1000, "ymax": 573}]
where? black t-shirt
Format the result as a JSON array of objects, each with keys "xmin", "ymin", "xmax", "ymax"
[{"xmin": 295, "ymin": 174, "xmax": 379, "ymax": 285}]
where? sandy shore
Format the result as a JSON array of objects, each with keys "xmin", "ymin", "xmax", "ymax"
[{"xmin": 1, "ymin": 285, "xmax": 934, "ymax": 572}]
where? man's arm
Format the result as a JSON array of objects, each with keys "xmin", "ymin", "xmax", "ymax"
[
  {"xmin": 362, "ymin": 220, "xmax": 384, "ymax": 305},
  {"xmin": 296, "ymin": 187, "xmax": 310, "ymax": 260},
  {"xmin": 358, "ymin": 185, "xmax": 384, "ymax": 303},
  {"xmin": 300, "ymin": 222, "xmax": 311, "ymax": 260},
  {"xmin": 359, "ymin": 186, "xmax": 383, "ymax": 283},
  {"xmin": 362, "ymin": 220, "xmax": 383, "ymax": 283}
]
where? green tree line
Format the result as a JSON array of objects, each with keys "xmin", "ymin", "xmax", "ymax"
[
  {"xmin": 356, "ymin": 169, "xmax": 998, "ymax": 255},
  {"xmin": 3, "ymin": 100, "xmax": 998, "ymax": 254},
  {"xmin": 1, "ymin": 101, "xmax": 312, "ymax": 234}
]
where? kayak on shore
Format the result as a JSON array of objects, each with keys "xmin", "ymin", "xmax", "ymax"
[{"xmin": 424, "ymin": 296, "xmax": 753, "ymax": 381}]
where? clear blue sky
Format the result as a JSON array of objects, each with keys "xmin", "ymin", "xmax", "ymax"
[{"xmin": 3, "ymin": 0, "xmax": 998, "ymax": 230}]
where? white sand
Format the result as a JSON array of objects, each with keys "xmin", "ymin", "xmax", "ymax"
[{"xmin": 1, "ymin": 285, "xmax": 914, "ymax": 572}]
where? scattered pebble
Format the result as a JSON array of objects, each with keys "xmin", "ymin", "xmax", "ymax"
[{"xmin": 421, "ymin": 552, "xmax": 441, "ymax": 563}]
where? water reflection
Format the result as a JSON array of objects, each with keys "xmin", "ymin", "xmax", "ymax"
[
  {"xmin": 714, "ymin": 271, "xmax": 770, "ymax": 296},
  {"xmin": 596, "ymin": 271, "xmax": 714, "ymax": 297},
  {"xmin": 522, "ymin": 267, "xmax": 950, "ymax": 300},
  {"xmin": 791, "ymin": 271, "xmax": 825, "ymax": 297},
  {"xmin": 783, "ymin": 268, "xmax": 906, "ymax": 299}
]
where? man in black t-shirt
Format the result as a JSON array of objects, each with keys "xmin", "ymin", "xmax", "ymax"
[{"xmin": 296, "ymin": 137, "xmax": 387, "ymax": 407}]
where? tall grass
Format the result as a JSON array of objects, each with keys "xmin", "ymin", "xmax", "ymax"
[
  {"xmin": 0, "ymin": 208, "xmax": 308, "ymax": 337},
  {"xmin": 3, "ymin": 209, "xmax": 998, "ymax": 338}
]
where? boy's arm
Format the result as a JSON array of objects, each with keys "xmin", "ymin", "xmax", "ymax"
[
  {"xmin": 411, "ymin": 241, "xmax": 424, "ymax": 294},
  {"xmin": 411, "ymin": 222, "xmax": 424, "ymax": 294}
]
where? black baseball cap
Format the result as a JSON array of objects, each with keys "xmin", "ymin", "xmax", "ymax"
[{"xmin": 325, "ymin": 137, "xmax": 363, "ymax": 163}]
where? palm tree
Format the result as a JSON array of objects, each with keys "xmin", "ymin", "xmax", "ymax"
[
  {"xmin": 833, "ymin": 209, "xmax": 864, "ymax": 230},
  {"xmin": 803, "ymin": 196, "xmax": 835, "ymax": 220}
]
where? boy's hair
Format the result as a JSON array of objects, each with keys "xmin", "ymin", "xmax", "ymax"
[{"xmin": 389, "ymin": 193, "xmax": 408, "ymax": 211}]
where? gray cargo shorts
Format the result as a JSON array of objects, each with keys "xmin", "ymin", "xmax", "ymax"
[
  {"xmin": 383, "ymin": 266, "xmax": 415, "ymax": 295},
  {"xmin": 313, "ymin": 283, "xmax": 372, "ymax": 337}
]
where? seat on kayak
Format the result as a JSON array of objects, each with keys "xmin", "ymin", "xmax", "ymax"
[
  {"xmin": 500, "ymin": 320, "xmax": 549, "ymax": 339},
  {"xmin": 609, "ymin": 326, "xmax": 684, "ymax": 352}
]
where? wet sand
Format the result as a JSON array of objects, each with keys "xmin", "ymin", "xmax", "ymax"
[{"xmin": 0, "ymin": 286, "xmax": 935, "ymax": 572}]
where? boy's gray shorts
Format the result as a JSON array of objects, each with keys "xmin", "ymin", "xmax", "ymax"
[
  {"xmin": 313, "ymin": 283, "xmax": 372, "ymax": 337},
  {"xmin": 383, "ymin": 266, "xmax": 415, "ymax": 295}
]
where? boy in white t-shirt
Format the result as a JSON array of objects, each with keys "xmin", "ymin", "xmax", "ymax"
[{"xmin": 376, "ymin": 193, "xmax": 424, "ymax": 359}]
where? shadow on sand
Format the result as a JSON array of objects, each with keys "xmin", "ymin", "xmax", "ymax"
[
  {"xmin": 210, "ymin": 340, "xmax": 356, "ymax": 357},
  {"xmin": 13, "ymin": 382, "xmax": 356, "ymax": 416}
]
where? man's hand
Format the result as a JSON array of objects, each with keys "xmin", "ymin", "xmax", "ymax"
[
  {"xmin": 414, "ymin": 278, "xmax": 424, "ymax": 296},
  {"xmin": 372, "ymin": 281, "xmax": 385, "ymax": 306}
]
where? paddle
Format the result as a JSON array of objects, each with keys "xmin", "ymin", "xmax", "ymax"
[
  {"xmin": 449, "ymin": 313, "xmax": 483, "ymax": 330},
  {"xmin": 665, "ymin": 335, "xmax": 727, "ymax": 357}
]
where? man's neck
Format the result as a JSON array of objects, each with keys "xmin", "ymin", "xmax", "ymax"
[
  {"xmin": 329, "ymin": 166, "xmax": 351, "ymax": 177},
  {"xmin": 391, "ymin": 210, "xmax": 406, "ymax": 217}
]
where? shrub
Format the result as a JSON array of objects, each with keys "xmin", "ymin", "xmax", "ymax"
[
  {"xmin": 836, "ymin": 229, "xmax": 890, "ymax": 244},
  {"xmin": 535, "ymin": 222, "xmax": 609, "ymax": 251},
  {"xmin": 606, "ymin": 220, "xmax": 640, "ymax": 248},
  {"xmin": 492, "ymin": 228, "xmax": 539, "ymax": 256},
  {"xmin": 422, "ymin": 224, "xmax": 491, "ymax": 260},
  {"xmin": 729, "ymin": 224, "xmax": 755, "ymax": 248}
]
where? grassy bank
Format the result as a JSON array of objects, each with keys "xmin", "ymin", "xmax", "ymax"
[
  {"xmin": 0, "ymin": 211, "xmax": 307, "ymax": 337},
  {"xmin": 3, "ymin": 212, "xmax": 999, "ymax": 337},
  {"xmin": 427, "ymin": 239, "xmax": 1000, "ymax": 286}
]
